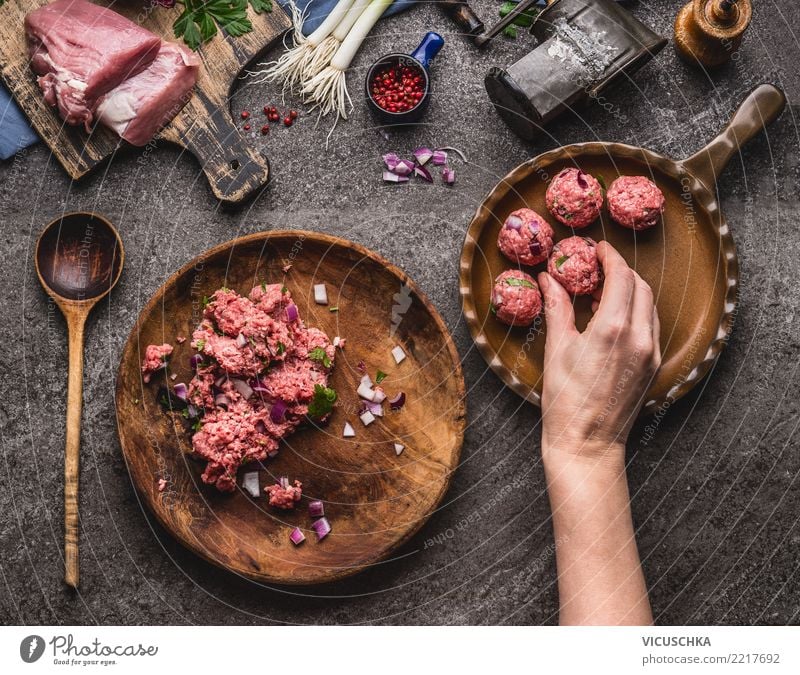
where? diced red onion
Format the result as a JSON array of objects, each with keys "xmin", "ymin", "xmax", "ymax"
[
  {"xmin": 394, "ymin": 442, "xmax": 404, "ymax": 456},
  {"xmin": 289, "ymin": 527, "xmax": 305, "ymax": 545},
  {"xmin": 189, "ymin": 354, "xmax": 203, "ymax": 369},
  {"xmin": 343, "ymin": 421, "xmax": 355, "ymax": 437},
  {"xmin": 576, "ymin": 170, "xmax": 589, "ymax": 190},
  {"xmin": 214, "ymin": 393, "xmax": 230, "ymax": 408},
  {"xmin": 393, "ymin": 159, "xmax": 415, "ymax": 176},
  {"xmin": 286, "ymin": 304, "xmax": 299, "ymax": 322},
  {"xmin": 389, "ymin": 392, "xmax": 406, "ymax": 410},
  {"xmin": 432, "ymin": 150, "xmax": 447, "ymax": 165},
  {"xmin": 357, "ymin": 360, "xmax": 367, "ymax": 373},
  {"xmin": 361, "ymin": 400, "xmax": 383, "ymax": 417},
  {"xmin": 311, "ymin": 517, "xmax": 331, "ymax": 540},
  {"xmin": 236, "ymin": 333, "xmax": 248, "ymax": 348},
  {"xmin": 187, "ymin": 403, "xmax": 199, "ymax": 418},
  {"xmin": 442, "ymin": 167, "xmax": 455, "ymax": 185},
  {"xmin": 529, "ymin": 241, "xmax": 542, "ymax": 256},
  {"xmin": 414, "ymin": 165, "xmax": 433, "ymax": 182},
  {"xmin": 314, "ymin": 283, "xmax": 328, "ymax": 305},
  {"xmin": 267, "ymin": 449, "xmax": 279, "ymax": 458},
  {"xmin": 413, "ymin": 147, "xmax": 434, "ymax": 165},
  {"xmin": 360, "ymin": 410, "xmax": 375, "ymax": 426},
  {"xmin": 308, "ymin": 500, "xmax": 324, "ymax": 518},
  {"xmin": 242, "ymin": 472, "xmax": 260, "ymax": 498},
  {"xmin": 357, "ymin": 381, "xmax": 376, "ymax": 401},
  {"xmin": 360, "ymin": 374, "xmax": 373, "ymax": 388},
  {"xmin": 505, "ymin": 214, "xmax": 523, "ymax": 231},
  {"xmin": 270, "ymin": 400, "xmax": 288, "ymax": 423},
  {"xmin": 215, "ymin": 375, "xmax": 227, "ymax": 388},
  {"xmin": 492, "ymin": 293, "xmax": 504, "ymax": 307},
  {"xmin": 279, "ymin": 476, "xmax": 289, "ymax": 490},
  {"xmin": 174, "ymin": 382, "xmax": 188, "ymax": 400},
  {"xmin": 372, "ymin": 387, "xmax": 386, "ymax": 403},
  {"xmin": 383, "ymin": 170, "xmax": 409, "ymax": 183},
  {"xmin": 391, "ymin": 345, "xmax": 406, "ymax": 364},
  {"xmin": 231, "ymin": 378, "xmax": 253, "ymax": 400},
  {"xmin": 383, "ymin": 153, "xmax": 400, "ymax": 171}
]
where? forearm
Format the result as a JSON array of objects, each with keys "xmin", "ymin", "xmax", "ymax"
[{"xmin": 544, "ymin": 444, "xmax": 652, "ymax": 626}]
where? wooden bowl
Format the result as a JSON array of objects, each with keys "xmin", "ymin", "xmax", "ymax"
[{"xmin": 116, "ymin": 231, "xmax": 466, "ymax": 585}]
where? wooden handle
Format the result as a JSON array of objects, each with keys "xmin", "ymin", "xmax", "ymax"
[
  {"xmin": 683, "ymin": 84, "xmax": 786, "ymax": 188},
  {"xmin": 171, "ymin": 104, "xmax": 271, "ymax": 205},
  {"xmin": 438, "ymin": 0, "xmax": 485, "ymax": 37},
  {"xmin": 64, "ymin": 312, "xmax": 86, "ymax": 588}
]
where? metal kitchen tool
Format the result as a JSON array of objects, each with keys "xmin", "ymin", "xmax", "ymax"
[{"xmin": 484, "ymin": 0, "xmax": 667, "ymax": 140}]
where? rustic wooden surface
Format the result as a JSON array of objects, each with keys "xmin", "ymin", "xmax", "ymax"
[
  {"xmin": 461, "ymin": 85, "xmax": 785, "ymax": 414},
  {"xmin": 115, "ymin": 231, "xmax": 467, "ymax": 585},
  {"xmin": 34, "ymin": 212, "xmax": 125, "ymax": 588},
  {"xmin": 0, "ymin": 0, "xmax": 290, "ymax": 203}
]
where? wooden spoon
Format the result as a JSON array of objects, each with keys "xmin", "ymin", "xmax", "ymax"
[{"xmin": 35, "ymin": 212, "xmax": 124, "ymax": 588}]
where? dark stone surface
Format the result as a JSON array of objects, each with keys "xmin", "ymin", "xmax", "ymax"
[{"xmin": 1, "ymin": 0, "xmax": 798, "ymax": 625}]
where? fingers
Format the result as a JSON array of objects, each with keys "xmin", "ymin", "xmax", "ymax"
[
  {"xmin": 631, "ymin": 272, "xmax": 655, "ymax": 331},
  {"xmin": 651, "ymin": 304, "xmax": 662, "ymax": 368},
  {"xmin": 594, "ymin": 241, "xmax": 636, "ymax": 326},
  {"xmin": 538, "ymin": 272, "xmax": 577, "ymax": 347}
]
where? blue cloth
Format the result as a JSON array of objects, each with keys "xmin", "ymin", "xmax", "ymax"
[
  {"xmin": 276, "ymin": 0, "xmax": 417, "ymax": 36},
  {"xmin": 0, "ymin": 84, "xmax": 38, "ymax": 161}
]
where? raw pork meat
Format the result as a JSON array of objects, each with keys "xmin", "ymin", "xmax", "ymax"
[
  {"xmin": 96, "ymin": 42, "xmax": 200, "ymax": 146},
  {"xmin": 25, "ymin": 0, "xmax": 161, "ymax": 129}
]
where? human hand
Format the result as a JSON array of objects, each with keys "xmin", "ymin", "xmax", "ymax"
[{"xmin": 538, "ymin": 242, "xmax": 661, "ymax": 466}]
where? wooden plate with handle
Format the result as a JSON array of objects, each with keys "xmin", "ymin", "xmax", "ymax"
[
  {"xmin": 461, "ymin": 84, "xmax": 786, "ymax": 413},
  {"xmin": 116, "ymin": 231, "xmax": 466, "ymax": 584}
]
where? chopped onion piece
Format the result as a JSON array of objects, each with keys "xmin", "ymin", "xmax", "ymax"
[
  {"xmin": 333, "ymin": 336, "xmax": 342, "ymax": 348},
  {"xmin": 382, "ymin": 152, "xmax": 400, "ymax": 170},
  {"xmin": 383, "ymin": 170, "xmax": 409, "ymax": 183},
  {"xmin": 394, "ymin": 442, "xmax": 404, "ymax": 456},
  {"xmin": 442, "ymin": 167, "xmax": 456, "ymax": 185},
  {"xmin": 189, "ymin": 353, "xmax": 203, "ymax": 369},
  {"xmin": 279, "ymin": 476, "xmax": 289, "ymax": 490},
  {"xmin": 372, "ymin": 387, "xmax": 386, "ymax": 403},
  {"xmin": 311, "ymin": 517, "xmax": 331, "ymax": 540},
  {"xmin": 393, "ymin": 159, "xmax": 415, "ymax": 176},
  {"xmin": 174, "ymin": 382, "xmax": 188, "ymax": 400},
  {"xmin": 308, "ymin": 500, "xmax": 325, "ymax": 518},
  {"xmin": 286, "ymin": 304, "xmax": 299, "ymax": 322},
  {"xmin": 214, "ymin": 375, "xmax": 227, "ymax": 388},
  {"xmin": 389, "ymin": 391, "xmax": 406, "ymax": 410},
  {"xmin": 357, "ymin": 381, "xmax": 376, "ymax": 401},
  {"xmin": 414, "ymin": 164, "xmax": 433, "ymax": 182},
  {"xmin": 314, "ymin": 283, "xmax": 328, "ymax": 305},
  {"xmin": 432, "ymin": 149, "xmax": 447, "ymax": 165},
  {"xmin": 361, "ymin": 400, "xmax": 383, "ymax": 417},
  {"xmin": 360, "ymin": 410, "xmax": 375, "ymax": 426},
  {"xmin": 214, "ymin": 393, "xmax": 230, "ymax": 408},
  {"xmin": 391, "ymin": 345, "xmax": 406, "ymax": 364},
  {"xmin": 231, "ymin": 378, "xmax": 253, "ymax": 400},
  {"xmin": 289, "ymin": 527, "xmax": 306, "ymax": 545},
  {"xmin": 413, "ymin": 147, "xmax": 434, "ymax": 165},
  {"xmin": 242, "ymin": 472, "xmax": 260, "ymax": 498},
  {"xmin": 187, "ymin": 403, "xmax": 199, "ymax": 418},
  {"xmin": 360, "ymin": 373, "xmax": 373, "ymax": 388},
  {"xmin": 505, "ymin": 214, "xmax": 523, "ymax": 231},
  {"xmin": 270, "ymin": 400, "xmax": 288, "ymax": 423},
  {"xmin": 236, "ymin": 333, "xmax": 248, "ymax": 348},
  {"xmin": 343, "ymin": 421, "xmax": 356, "ymax": 437}
]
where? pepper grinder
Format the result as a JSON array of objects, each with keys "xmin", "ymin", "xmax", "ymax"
[{"xmin": 674, "ymin": 0, "xmax": 752, "ymax": 68}]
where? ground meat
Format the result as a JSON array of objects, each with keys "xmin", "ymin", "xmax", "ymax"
[
  {"xmin": 545, "ymin": 168, "xmax": 604, "ymax": 228},
  {"xmin": 265, "ymin": 479, "xmax": 303, "ymax": 509},
  {"xmin": 141, "ymin": 343, "xmax": 172, "ymax": 383},
  {"xmin": 548, "ymin": 236, "xmax": 602, "ymax": 296},
  {"xmin": 491, "ymin": 270, "xmax": 542, "ymax": 327},
  {"xmin": 606, "ymin": 175, "xmax": 665, "ymax": 230},
  {"xmin": 497, "ymin": 208, "xmax": 554, "ymax": 266},
  {"xmin": 182, "ymin": 285, "xmax": 335, "ymax": 493}
]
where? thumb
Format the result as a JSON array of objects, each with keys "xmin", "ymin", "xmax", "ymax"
[{"xmin": 538, "ymin": 272, "xmax": 576, "ymax": 347}]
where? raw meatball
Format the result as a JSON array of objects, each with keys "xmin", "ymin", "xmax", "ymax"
[
  {"xmin": 545, "ymin": 168, "xmax": 603, "ymax": 228},
  {"xmin": 547, "ymin": 236, "xmax": 602, "ymax": 296},
  {"xmin": 497, "ymin": 208, "xmax": 554, "ymax": 266},
  {"xmin": 607, "ymin": 175, "xmax": 665, "ymax": 230},
  {"xmin": 491, "ymin": 270, "xmax": 543, "ymax": 327}
]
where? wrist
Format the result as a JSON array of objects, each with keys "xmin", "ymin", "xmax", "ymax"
[{"xmin": 542, "ymin": 437, "xmax": 627, "ymax": 475}]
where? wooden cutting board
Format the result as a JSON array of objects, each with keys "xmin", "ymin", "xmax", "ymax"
[{"xmin": 0, "ymin": 0, "xmax": 290, "ymax": 203}]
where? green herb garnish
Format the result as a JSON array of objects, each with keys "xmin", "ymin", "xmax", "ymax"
[
  {"xmin": 499, "ymin": 1, "xmax": 539, "ymax": 39},
  {"xmin": 192, "ymin": 419, "xmax": 203, "ymax": 432},
  {"xmin": 329, "ymin": 306, "xmax": 339, "ymax": 312},
  {"xmin": 505, "ymin": 277, "xmax": 535, "ymax": 289},
  {"xmin": 248, "ymin": 336, "xmax": 258, "ymax": 350},
  {"xmin": 489, "ymin": 303, "xmax": 497, "ymax": 315},
  {"xmin": 555, "ymin": 255, "xmax": 569, "ymax": 270},
  {"xmin": 276, "ymin": 342, "xmax": 285, "ymax": 355},
  {"xmin": 201, "ymin": 295, "xmax": 211, "ymax": 309},
  {"xmin": 261, "ymin": 281, "xmax": 267, "ymax": 292},
  {"xmin": 309, "ymin": 347, "xmax": 332, "ymax": 368},
  {"xmin": 308, "ymin": 384, "xmax": 337, "ymax": 418},
  {"xmin": 503, "ymin": 24, "xmax": 518, "ymax": 38},
  {"xmin": 281, "ymin": 285, "xmax": 288, "ymax": 294},
  {"xmin": 376, "ymin": 370, "xmax": 387, "ymax": 384},
  {"xmin": 195, "ymin": 339, "xmax": 206, "ymax": 351},
  {"xmin": 172, "ymin": 0, "xmax": 256, "ymax": 51}
]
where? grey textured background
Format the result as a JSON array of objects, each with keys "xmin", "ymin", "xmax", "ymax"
[{"xmin": 1, "ymin": 0, "xmax": 799, "ymax": 625}]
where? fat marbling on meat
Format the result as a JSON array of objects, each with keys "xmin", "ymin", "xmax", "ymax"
[{"xmin": 25, "ymin": 0, "xmax": 161, "ymax": 129}]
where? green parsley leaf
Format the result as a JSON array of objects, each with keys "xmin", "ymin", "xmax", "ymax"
[
  {"xmin": 261, "ymin": 281, "xmax": 267, "ymax": 292},
  {"xmin": 201, "ymin": 295, "xmax": 211, "ymax": 309},
  {"xmin": 281, "ymin": 285, "xmax": 288, "ymax": 294},
  {"xmin": 503, "ymin": 24, "xmax": 518, "ymax": 38},
  {"xmin": 555, "ymin": 255, "xmax": 569, "ymax": 269},
  {"xmin": 308, "ymin": 384, "xmax": 337, "ymax": 418},
  {"xmin": 248, "ymin": 0, "xmax": 272, "ymax": 13},
  {"xmin": 195, "ymin": 339, "xmax": 206, "ymax": 351},
  {"xmin": 505, "ymin": 277, "xmax": 535, "ymax": 289},
  {"xmin": 276, "ymin": 342, "xmax": 285, "ymax": 355},
  {"xmin": 489, "ymin": 303, "xmax": 497, "ymax": 315},
  {"xmin": 309, "ymin": 347, "xmax": 332, "ymax": 368},
  {"xmin": 192, "ymin": 419, "xmax": 203, "ymax": 432},
  {"xmin": 499, "ymin": 0, "xmax": 539, "ymax": 28},
  {"xmin": 376, "ymin": 370, "xmax": 387, "ymax": 384},
  {"xmin": 248, "ymin": 336, "xmax": 257, "ymax": 350}
]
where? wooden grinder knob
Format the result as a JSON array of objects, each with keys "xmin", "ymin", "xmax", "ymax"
[{"xmin": 674, "ymin": 0, "xmax": 752, "ymax": 67}]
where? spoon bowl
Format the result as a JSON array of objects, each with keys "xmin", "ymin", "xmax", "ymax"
[{"xmin": 34, "ymin": 211, "xmax": 124, "ymax": 588}]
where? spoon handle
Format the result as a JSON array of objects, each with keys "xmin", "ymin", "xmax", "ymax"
[{"xmin": 64, "ymin": 313, "xmax": 86, "ymax": 588}]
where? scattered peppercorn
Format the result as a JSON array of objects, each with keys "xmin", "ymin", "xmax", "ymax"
[
  {"xmin": 283, "ymin": 116, "xmax": 293, "ymax": 126},
  {"xmin": 261, "ymin": 125, "xmax": 269, "ymax": 135},
  {"xmin": 289, "ymin": 110, "xmax": 298, "ymax": 120},
  {"xmin": 241, "ymin": 110, "xmax": 250, "ymax": 119},
  {"xmin": 243, "ymin": 123, "xmax": 251, "ymax": 131}
]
